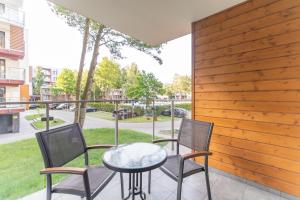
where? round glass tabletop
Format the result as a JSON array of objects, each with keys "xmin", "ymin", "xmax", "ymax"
[{"xmin": 102, "ymin": 142, "xmax": 167, "ymax": 173}]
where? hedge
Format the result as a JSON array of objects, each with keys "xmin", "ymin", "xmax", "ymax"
[{"xmin": 88, "ymin": 102, "xmax": 191, "ymax": 116}]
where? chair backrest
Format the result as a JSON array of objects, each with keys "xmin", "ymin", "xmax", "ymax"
[
  {"xmin": 178, "ymin": 118, "xmax": 214, "ymax": 151},
  {"xmin": 36, "ymin": 123, "xmax": 87, "ymax": 168}
]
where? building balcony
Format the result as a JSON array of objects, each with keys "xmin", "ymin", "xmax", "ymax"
[
  {"xmin": 0, "ymin": 4, "xmax": 24, "ymax": 27},
  {"xmin": 0, "ymin": 48, "xmax": 24, "ymax": 59},
  {"xmin": 0, "ymin": 67, "xmax": 25, "ymax": 85},
  {"xmin": 0, "ymin": 97, "xmax": 24, "ymax": 113}
]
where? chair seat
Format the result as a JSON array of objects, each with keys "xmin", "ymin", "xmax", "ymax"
[
  {"xmin": 53, "ymin": 166, "xmax": 115, "ymax": 196},
  {"xmin": 160, "ymin": 155, "xmax": 204, "ymax": 179}
]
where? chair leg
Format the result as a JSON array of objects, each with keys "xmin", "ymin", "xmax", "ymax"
[
  {"xmin": 148, "ymin": 170, "xmax": 151, "ymax": 194},
  {"xmin": 46, "ymin": 175, "xmax": 52, "ymax": 200},
  {"xmin": 176, "ymin": 178, "xmax": 183, "ymax": 200},
  {"xmin": 120, "ymin": 173, "xmax": 124, "ymax": 199},
  {"xmin": 205, "ymin": 158, "xmax": 212, "ymax": 200}
]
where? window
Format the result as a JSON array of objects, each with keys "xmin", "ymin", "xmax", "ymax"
[
  {"xmin": 0, "ymin": 59, "xmax": 5, "ymax": 79},
  {"xmin": 0, "ymin": 3, "xmax": 5, "ymax": 15},
  {"xmin": 0, "ymin": 31, "xmax": 5, "ymax": 48},
  {"xmin": 0, "ymin": 86, "xmax": 5, "ymax": 107}
]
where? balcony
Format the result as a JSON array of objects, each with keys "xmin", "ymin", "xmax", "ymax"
[
  {"xmin": 0, "ymin": 99, "xmax": 288, "ymax": 200},
  {"xmin": 0, "ymin": 67, "xmax": 25, "ymax": 85},
  {"xmin": 0, "ymin": 97, "xmax": 24, "ymax": 113},
  {"xmin": 0, "ymin": 4, "xmax": 24, "ymax": 27}
]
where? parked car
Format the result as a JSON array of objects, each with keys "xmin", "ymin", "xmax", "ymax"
[
  {"xmin": 161, "ymin": 108, "xmax": 187, "ymax": 118},
  {"xmin": 112, "ymin": 109, "xmax": 137, "ymax": 119},
  {"xmin": 49, "ymin": 103, "xmax": 60, "ymax": 110},
  {"xmin": 86, "ymin": 106, "xmax": 97, "ymax": 112},
  {"xmin": 69, "ymin": 105, "xmax": 97, "ymax": 112},
  {"xmin": 29, "ymin": 104, "xmax": 39, "ymax": 110},
  {"xmin": 56, "ymin": 103, "xmax": 71, "ymax": 110}
]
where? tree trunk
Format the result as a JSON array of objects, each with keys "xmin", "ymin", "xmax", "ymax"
[
  {"xmin": 74, "ymin": 18, "xmax": 90, "ymax": 124},
  {"xmin": 79, "ymin": 27, "xmax": 103, "ymax": 127}
]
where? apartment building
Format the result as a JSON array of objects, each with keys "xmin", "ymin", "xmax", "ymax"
[
  {"xmin": 30, "ymin": 66, "xmax": 59, "ymax": 101},
  {"xmin": 0, "ymin": 0, "xmax": 29, "ymax": 134}
]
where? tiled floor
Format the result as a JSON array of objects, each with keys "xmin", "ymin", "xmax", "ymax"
[{"xmin": 21, "ymin": 169, "xmax": 289, "ymax": 200}]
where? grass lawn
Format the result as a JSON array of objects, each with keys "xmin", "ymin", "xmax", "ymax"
[
  {"xmin": 87, "ymin": 111, "xmax": 179, "ymax": 123},
  {"xmin": 25, "ymin": 114, "xmax": 43, "ymax": 121},
  {"xmin": 32, "ymin": 118, "xmax": 65, "ymax": 130},
  {"xmin": 0, "ymin": 128, "xmax": 156, "ymax": 200}
]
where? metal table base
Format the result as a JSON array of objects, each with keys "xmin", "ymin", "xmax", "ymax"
[{"xmin": 123, "ymin": 172, "xmax": 147, "ymax": 200}]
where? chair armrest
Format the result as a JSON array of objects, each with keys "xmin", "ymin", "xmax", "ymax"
[
  {"xmin": 182, "ymin": 151, "xmax": 212, "ymax": 160},
  {"xmin": 152, "ymin": 139, "xmax": 178, "ymax": 144},
  {"xmin": 40, "ymin": 167, "xmax": 87, "ymax": 175},
  {"xmin": 86, "ymin": 144, "xmax": 115, "ymax": 150}
]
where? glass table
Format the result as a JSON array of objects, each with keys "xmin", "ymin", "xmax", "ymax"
[{"xmin": 102, "ymin": 142, "xmax": 167, "ymax": 200}]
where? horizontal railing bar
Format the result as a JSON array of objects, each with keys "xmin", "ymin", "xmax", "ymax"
[{"xmin": 0, "ymin": 99, "xmax": 192, "ymax": 105}]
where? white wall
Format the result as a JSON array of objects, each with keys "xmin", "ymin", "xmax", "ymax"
[{"xmin": 6, "ymin": 86, "xmax": 19, "ymax": 101}]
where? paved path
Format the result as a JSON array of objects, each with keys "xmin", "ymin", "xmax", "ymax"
[{"xmin": 0, "ymin": 110, "xmax": 181, "ymax": 144}]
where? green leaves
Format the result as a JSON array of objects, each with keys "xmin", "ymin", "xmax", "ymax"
[
  {"xmin": 32, "ymin": 67, "xmax": 44, "ymax": 95},
  {"xmin": 94, "ymin": 58, "xmax": 122, "ymax": 96},
  {"xmin": 51, "ymin": 4, "xmax": 163, "ymax": 64},
  {"xmin": 125, "ymin": 70, "xmax": 165, "ymax": 101},
  {"xmin": 53, "ymin": 68, "xmax": 76, "ymax": 97}
]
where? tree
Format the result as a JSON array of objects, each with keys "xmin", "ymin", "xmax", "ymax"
[
  {"xmin": 165, "ymin": 74, "xmax": 191, "ymax": 98},
  {"xmin": 53, "ymin": 68, "xmax": 76, "ymax": 100},
  {"xmin": 126, "ymin": 70, "xmax": 164, "ymax": 104},
  {"xmin": 52, "ymin": 5, "xmax": 163, "ymax": 127},
  {"xmin": 94, "ymin": 57, "xmax": 122, "ymax": 97},
  {"xmin": 32, "ymin": 66, "xmax": 44, "ymax": 95}
]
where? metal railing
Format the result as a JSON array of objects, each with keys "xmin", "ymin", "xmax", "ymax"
[
  {"xmin": 0, "ymin": 97, "xmax": 24, "ymax": 108},
  {"xmin": 0, "ymin": 4, "xmax": 24, "ymax": 26},
  {"xmin": 0, "ymin": 67, "xmax": 25, "ymax": 81},
  {"xmin": 0, "ymin": 99, "xmax": 191, "ymax": 148}
]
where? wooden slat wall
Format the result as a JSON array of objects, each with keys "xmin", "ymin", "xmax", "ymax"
[
  {"xmin": 10, "ymin": 25, "xmax": 24, "ymax": 51},
  {"xmin": 192, "ymin": 0, "xmax": 300, "ymax": 197}
]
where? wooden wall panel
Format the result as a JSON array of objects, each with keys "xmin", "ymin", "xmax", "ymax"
[
  {"xmin": 10, "ymin": 25, "xmax": 24, "ymax": 51},
  {"xmin": 192, "ymin": 0, "xmax": 300, "ymax": 197}
]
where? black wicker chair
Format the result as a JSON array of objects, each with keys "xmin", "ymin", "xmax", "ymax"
[
  {"xmin": 35, "ymin": 123, "xmax": 117, "ymax": 200},
  {"xmin": 151, "ymin": 118, "xmax": 214, "ymax": 200}
]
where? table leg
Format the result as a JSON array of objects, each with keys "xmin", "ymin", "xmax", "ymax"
[{"xmin": 123, "ymin": 173, "xmax": 147, "ymax": 200}]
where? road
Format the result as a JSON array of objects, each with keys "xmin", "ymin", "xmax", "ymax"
[{"xmin": 0, "ymin": 110, "xmax": 181, "ymax": 144}]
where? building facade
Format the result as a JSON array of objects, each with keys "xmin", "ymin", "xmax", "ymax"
[
  {"xmin": 30, "ymin": 66, "xmax": 59, "ymax": 101},
  {"xmin": 0, "ymin": 0, "xmax": 29, "ymax": 134}
]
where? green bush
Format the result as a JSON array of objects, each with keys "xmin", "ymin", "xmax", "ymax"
[
  {"xmin": 175, "ymin": 103, "xmax": 191, "ymax": 111},
  {"xmin": 88, "ymin": 102, "xmax": 115, "ymax": 112},
  {"xmin": 88, "ymin": 102, "xmax": 191, "ymax": 116}
]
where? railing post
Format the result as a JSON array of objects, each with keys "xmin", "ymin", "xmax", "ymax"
[
  {"xmin": 115, "ymin": 101, "xmax": 119, "ymax": 146},
  {"xmin": 152, "ymin": 99, "xmax": 155, "ymax": 141},
  {"xmin": 46, "ymin": 103, "xmax": 50, "ymax": 131},
  {"xmin": 171, "ymin": 99, "xmax": 175, "ymax": 150}
]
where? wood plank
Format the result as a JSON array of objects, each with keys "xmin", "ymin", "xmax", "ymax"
[
  {"xmin": 210, "ymin": 151, "xmax": 300, "ymax": 185},
  {"xmin": 210, "ymin": 142, "xmax": 300, "ymax": 173},
  {"xmin": 195, "ymin": 91, "xmax": 300, "ymax": 102},
  {"xmin": 211, "ymin": 134, "xmax": 300, "ymax": 162},
  {"xmin": 194, "ymin": 100, "xmax": 300, "ymax": 114},
  {"xmin": 195, "ymin": 66, "xmax": 300, "ymax": 84},
  {"xmin": 195, "ymin": 55, "xmax": 300, "ymax": 77},
  {"xmin": 212, "ymin": 126, "xmax": 300, "ymax": 149},
  {"xmin": 196, "ymin": 5, "xmax": 300, "ymax": 46},
  {"xmin": 194, "ymin": 0, "xmax": 279, "ymax": 30},
  {"xmin": 196, "ymin": 0, "xmax": 300, "ymax": 36},
  {"xmin": 195, "ymin": 42, "xmax": 300, "ymax": 68},
  {"xmin": 195, "ymin": 79, "xmax": 300, "ymax": 92},
  {"xmin": 195, "ymin": 115, "xmax": 300, "ymax": 138},
  {"xmin": 196, "ymin": 18, "xmax": 300, "ymax": 53},
  {"xmin": 206, "ymin": 158, "xmax": 300, "ymax": 197},
  {"xmin": 195, "ymin": 108, "xmax": 300, "ymax": 126},
  {"xmin": 195, "ymin": 30, "xmax": 300, "ymax": 62}
]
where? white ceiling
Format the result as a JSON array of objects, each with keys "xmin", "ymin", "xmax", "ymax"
[{"xmin": 48, "ymin": 0, "xmax": 247, "ymax": 45}]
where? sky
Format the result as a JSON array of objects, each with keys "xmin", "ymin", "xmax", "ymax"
[{"xmin": 23, "ymin": 0, "xmax": 191, "ymax": 84}]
